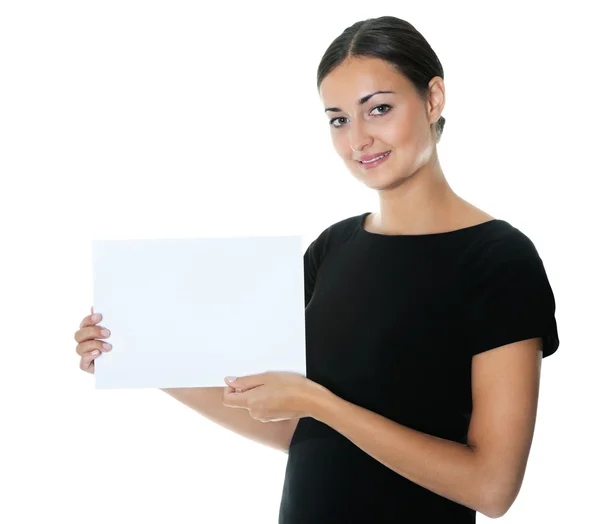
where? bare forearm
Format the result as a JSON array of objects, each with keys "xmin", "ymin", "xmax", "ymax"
[
  {"xmin": 160, "ymin": 387, "xmax": 297, "ymax": 453},
  {"xmin": 309, "ymin": 390, "xmax": 497, "ymax": 518}
]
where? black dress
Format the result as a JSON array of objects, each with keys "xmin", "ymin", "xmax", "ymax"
[{"xmin": 278, "ymin": 212, "xmax": 560, "ymax": 523}]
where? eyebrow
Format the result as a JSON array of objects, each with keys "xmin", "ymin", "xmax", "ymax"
[{"xmin": 324, "ymin": 90, "xmax": 395, "ymax": 113}]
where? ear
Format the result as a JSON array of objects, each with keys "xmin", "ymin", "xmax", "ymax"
[{"xmin": 427, "ymin": 76, "xmax": 445, "ymax": 123}]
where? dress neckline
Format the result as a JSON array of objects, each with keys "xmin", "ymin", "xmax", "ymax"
[{"xmin": 357, "ymin": 212, "xmax": 502, "ymax": 238}]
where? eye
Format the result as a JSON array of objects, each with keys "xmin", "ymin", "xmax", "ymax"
[
  {"xmin": 329, "ymin": 104, "xmax": 393, "ymax": 129},
  {"xmin": 371, "ymin": 104, "xmax": 392, "ymax": 116},
  {"xmin": 329, "ymin": 116, "xmax": 347, "ymax": 128}
]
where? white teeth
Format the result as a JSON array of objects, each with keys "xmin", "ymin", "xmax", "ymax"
[{"xmin": 361, "ymin": 151, "xmax": 390, "ymax": 163}]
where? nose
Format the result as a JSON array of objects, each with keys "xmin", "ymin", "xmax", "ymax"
[{"xmin": 349, "ymin": 120, "xmax": 373, "ymax": 155}]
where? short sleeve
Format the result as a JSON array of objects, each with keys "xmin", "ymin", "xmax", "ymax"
[
  {"xmin": 303, "ymin": 225, "xmax": 333, "ymax": 307},
  {"xmin": 303, "ymin": 239, "xmax": 319, "ymax": 307},
  {"xmin": 460, "ymin": 238, "xmax": 560, "ymax": 358}
]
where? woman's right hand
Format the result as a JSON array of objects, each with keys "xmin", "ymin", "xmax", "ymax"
[{"xmin": 74, "ymin": 306, "xmax": 112, "ymax": 374}]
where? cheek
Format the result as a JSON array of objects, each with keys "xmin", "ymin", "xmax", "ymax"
[
  {"xmin": 331, "ymin": 136, "xmax": 351, "ymax": 161},
  {"xmin": 385, "ymin": 117, "xmax": 417, "ymax": 148},
  {"xmin": 332, "ymin": 137, "xmax": 344, "ymax": 155},
  {"xmin": 330, "ymin": 131, "xmax": 346, "ymax": 149}
]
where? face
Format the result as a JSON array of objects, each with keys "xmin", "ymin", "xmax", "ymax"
[{"xmin": 319, "ymin": 56, "xmax": 445, "ymax": 191}]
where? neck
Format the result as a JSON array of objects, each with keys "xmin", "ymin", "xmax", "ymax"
[{"xmin": 373, "ymin": 154, "xmax": 464, "ymax": 235}]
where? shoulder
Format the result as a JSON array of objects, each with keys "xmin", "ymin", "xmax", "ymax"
[
  {"xmin": 458, "ymin": 220, "xmax": 543, "ymax": 272},
  {"xmin": 306, "ymin": 212, "xmax": 366, "ymax": 258},
  {"xmin": 456, "ymin": 219, "xmax": 556, "ymax": 316},
  {"xmin": 456, "ymin": 219, "xmax": 555, "ymax": 307},
  {"xmin": 457, "ymin": 220, "xmax": 559, "ymax": 358}
]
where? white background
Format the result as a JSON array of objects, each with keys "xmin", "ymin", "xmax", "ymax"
[{"xmin": 1, "ymin": 1, "xmax": 597, "ymax": 522}]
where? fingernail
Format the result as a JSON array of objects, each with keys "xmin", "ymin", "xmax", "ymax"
[
  {"xmin": 225, "ymin": 376, "xmax": 237, "ymax": 383},
  {"xmin": 91, "ymin": 314, "xmax": 101, "ymax": 322}
]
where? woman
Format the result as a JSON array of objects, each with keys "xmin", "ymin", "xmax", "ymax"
[{"xmin": 75, "ymin": 16, "xmax": 559, "ymax": 523}]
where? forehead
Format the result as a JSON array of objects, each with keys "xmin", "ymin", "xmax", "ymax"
[{"xmin": 319, "ymin": 56, "xmax": 411, "ymax": 105}]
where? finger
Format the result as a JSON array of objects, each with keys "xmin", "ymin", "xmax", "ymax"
[
  {"xmin": 222, "ymin": 389, "xmax": 246, "ymax": 408},
  {"xmin": 74, "ymin": 322, "xmax": 110, "ymax": 345},
  {"xmin": 75, "ymin": 305, "xmax": 104, "ymax": 344},
  {"xmin": 224, "ymin": 381, "xmax": 244, "ymax": 393},
  {"xmin": 223, "ymin": 383, "xmax": 255, "ymax": 393},
  {"xmin": 76, "ymin": 339, "xmax": 112, "ymax": 357},
  {"xmin": 225, "ymin": 374, "xmax": 266, "ymax": 391},
  {"xmin": 222, "ymin": 386, "xmax": 234, "ymax": 405},
  {"xmin": 79, "ymin": 349, "xmax": 100, "ymax": 373},
  {"xmin": 80, "ymin": 308, "xmax": 102, "ymax": 330},
  {"xmin": 74, "ymin": 324, "xmax": 109, "ymax": 346}
]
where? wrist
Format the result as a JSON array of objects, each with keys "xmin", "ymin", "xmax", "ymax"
[{"xmin": 303, "ymin": 381, "xmax": 337, "ymax": 421}]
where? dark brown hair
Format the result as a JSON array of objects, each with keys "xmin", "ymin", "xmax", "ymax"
[{"xmin": 317, "ymin": 16, "xmax": 446, "ymax": 143}]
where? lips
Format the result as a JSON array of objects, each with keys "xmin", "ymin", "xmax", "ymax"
[{"xmin": 357, "ymin": 151, "xmax": 391, "ymax": 162}]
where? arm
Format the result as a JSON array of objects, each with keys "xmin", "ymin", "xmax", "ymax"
[
  {"xmin": 306, "ymin": 337, "xmax": 543, "ymax": 519},
  {"xmin": 160, "ymin": 387, "xmax": 298, "ymax": 453}
]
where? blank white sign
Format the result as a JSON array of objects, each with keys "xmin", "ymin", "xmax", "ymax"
[{"xmin": 91, "ymin": 235, "xmax": 306, "ymax": 389}]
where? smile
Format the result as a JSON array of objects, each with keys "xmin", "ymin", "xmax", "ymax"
[{"xmin": 360, "ymin": 151, "xmax": 391, "ymax": 164}]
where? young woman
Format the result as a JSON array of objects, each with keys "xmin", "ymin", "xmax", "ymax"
[{"xmin": 75, "ymin": 16, "xmax": 559, "ymax": 523}]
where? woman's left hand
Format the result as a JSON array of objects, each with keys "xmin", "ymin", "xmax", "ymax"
[{"xmin": 222, "ymin": 371, "xmax": 328, "ymax": 422}]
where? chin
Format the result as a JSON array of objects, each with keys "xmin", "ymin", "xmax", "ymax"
[{"xmin": 356, "ymin": 168, "xmax": 410, "ymax": 191}]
